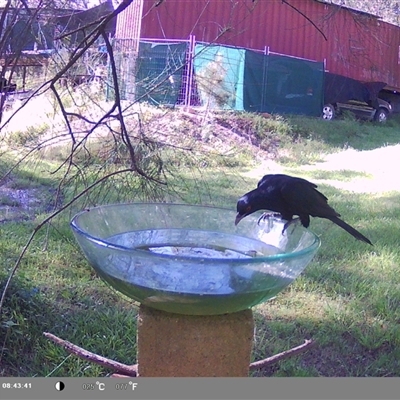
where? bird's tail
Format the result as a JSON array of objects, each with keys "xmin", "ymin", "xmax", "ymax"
[{"xmin": 329, "ymin": 216, "xmax": 373, "ymax": 245}]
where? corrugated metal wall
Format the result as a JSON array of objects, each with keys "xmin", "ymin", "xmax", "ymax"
[
  {"xmin": 120, "ymin": 0, "xmax": 400, "ymax": 91},
  {"xmin": 115, "ymin": 0, "xmax": 143, "ymax": 52}
]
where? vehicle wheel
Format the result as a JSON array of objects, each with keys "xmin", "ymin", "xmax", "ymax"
[
  {"xmin": 374, "ymin": 108, "xmax": 388, "ymax": 123},
  {"xmin": 322, "ymin": 104, "xmax": 335, "ymax": 120}
]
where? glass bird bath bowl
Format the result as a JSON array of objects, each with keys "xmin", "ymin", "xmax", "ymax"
[{"xmin": 70, "ymin": 203, "xmax": 320, "ymax": 316}]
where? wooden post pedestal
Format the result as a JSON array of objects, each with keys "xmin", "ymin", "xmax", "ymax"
[{"xmin": 137, "ymin": 305, "xmax": 254, "ymax": 377}]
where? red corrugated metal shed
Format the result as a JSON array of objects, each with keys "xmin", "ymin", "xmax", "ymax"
[{"xmin": 116, "ymin": 0, "xmax": 400, "ymax": 91}]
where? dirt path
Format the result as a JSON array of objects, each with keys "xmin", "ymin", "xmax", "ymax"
[
  {"xmin": 301, "ymin": 144, "xmax": 400, "ymax": 193},
  {"xmin": 245, "ymin": 144, "xmax": 400, "ymax": 194}
]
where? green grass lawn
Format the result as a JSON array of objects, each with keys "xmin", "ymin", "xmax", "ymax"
[{"xmin": 1, "ymin": 110, "xmax": 400, "ymax": 377}]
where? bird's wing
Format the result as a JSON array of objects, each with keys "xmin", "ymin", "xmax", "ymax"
[
  {"xmin": 279, "ymin": 176, "xmax": 340, "ymax": 218},
  {"xmin": 257, "ymin": 174, "xmax": 286, "ymax": 188}
]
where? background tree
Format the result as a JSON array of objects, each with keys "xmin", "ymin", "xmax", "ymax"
[{"xmin": 332, "ymin": 0, "xmax": 400, "ymax": 25}]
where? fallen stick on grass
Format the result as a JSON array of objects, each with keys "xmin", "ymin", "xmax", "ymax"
[
  {"xmin": 44, "ymin": 332, "xmax": 315, "ymax": 376},
  {"xmin": 43, "ymin": 332, "xmax": 138, "ymax": 377},
  {"xmin": 249, "ymin": 339, "xmax": 315, "ymax": 370}
]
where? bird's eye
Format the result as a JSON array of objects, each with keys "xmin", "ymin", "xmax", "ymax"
[{"xmin": 246, "ymin": 206, "xmax": 252, "ymax": 213}]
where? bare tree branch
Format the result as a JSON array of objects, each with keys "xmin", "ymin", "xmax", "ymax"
[{"xmin": 282, "ymin": 0, "xmax": 328, "ymax": 41}]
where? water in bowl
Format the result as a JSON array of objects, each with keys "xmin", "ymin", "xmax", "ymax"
[{"xmin": 103, "ymin": 228, "xmax": 295, "ymax": 315}]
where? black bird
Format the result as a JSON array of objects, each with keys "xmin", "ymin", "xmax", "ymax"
[{"xmin": 235, "ymin": 174, "xmax": 372, "ymax": 245}]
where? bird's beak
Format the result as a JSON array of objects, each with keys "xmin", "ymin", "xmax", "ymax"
[{"xmin": 235, "ymin": 213, "xmax": 245, "ymax": 226}]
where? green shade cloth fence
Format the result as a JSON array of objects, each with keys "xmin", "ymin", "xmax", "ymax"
[
  {"xmin": 114, "ymin": 39, "xmax": 324, "ymax": 117},
  {"xmin": 135, "ymin": 42, "xmax": 188, "ymax": 106},
  {"xmin": 243, "ymin": 50, "xmax": 324, "ymax": 116}
]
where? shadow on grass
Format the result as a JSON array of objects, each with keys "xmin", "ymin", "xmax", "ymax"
[
  {"xmin": 1, "ymin": 173, "xmax": 399, "ymax": 377},
  {"xmin": 250, "ymin": 189, "xmax": 400, "ymax": 377},
  {"xmin": 242, "ymin": 182, "xmax": 400, "ymax": 377},
  {"xmin": 3, "ymin": 273, "xmax": 399, "ymax": 378},
  {"xmin": 0, "ymin": 275, "xmax": 138, "ymax": 377},
  {"xmin": 2, "ymin": 261, "xmax": 400, "ymax": 377},
  {"xmin": 256, "ymin": 249, "xmax": 400, "ymax": 377},
  {"xmin": 251, "ymin": 310, "xmax": 400, "ymax": 377}
]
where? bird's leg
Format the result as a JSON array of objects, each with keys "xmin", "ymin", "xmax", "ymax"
[
  {"xmin": 282, "ymin": 218, "xmax": 301, "ymax": 235},
  {"xmin": 257, "ymin": 212, "xmax": 283, "ymax": 226}
]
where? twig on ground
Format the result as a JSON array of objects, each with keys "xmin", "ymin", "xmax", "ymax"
[
  {"xmin": 44, "ymin": 332, "xmax": 314, "ymax": 376},
  {"xmin": 249, "ymin": 339, "xmax": 315, "ymax": 370},
  {"xmin": 43, "ymin": 332, "xmax": 138, "ymax": 377}
]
